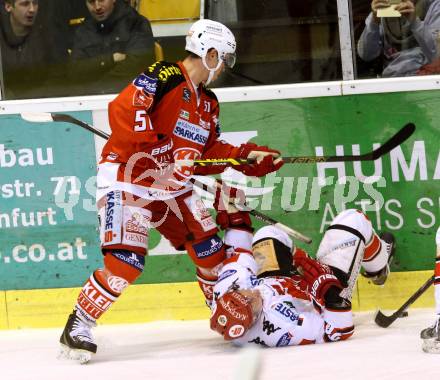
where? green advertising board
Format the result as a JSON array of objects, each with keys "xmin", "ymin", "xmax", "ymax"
[
  {"xmin": 215, "ymin": 90, "xmax": 440, "ymax": 274},
  {"xmin": 1, "ymin": 90, "xmax": 439, "ymax": 291},
  {"xmin": 0, "ymin": 112, "xmax": 101, "ymax": 290}
]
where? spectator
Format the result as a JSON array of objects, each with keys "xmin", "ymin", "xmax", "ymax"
[
  {"xmin": 42, "ymin": 0, "xmax": 130, "ymax": 60},
  {"xmin": 357, "ymin": 0, "xmax": 440, "ymax": 77},
  {"xmin": 68, "ymin": 0, "xmax": 155, "ymax": 95},
  {"xmin": 0, "ymin": 0, "xmax": 60, "ymax": 99},
  {"xmin": 38, "ymin": 0, "xmax": 89, "ymax": 57}
]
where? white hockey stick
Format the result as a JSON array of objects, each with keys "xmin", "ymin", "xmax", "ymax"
[
  {"xmin": 339, "ymin": 239, "xmax": 364, "ymax": 300},
  {"xmin": 191, "ymin": 178, "xmax": 312, "ymax": 244}
]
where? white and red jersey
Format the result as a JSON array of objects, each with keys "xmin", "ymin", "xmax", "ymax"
[
  {"xmin": 97, "ymin": 61, "xmax": 240, "ymax": 201},
  {"xmin": 213, "ymin": 257, "xmax": 354, "ymax": 348},
  {"xmin": 232, "ymin": 276, "xmax": 354, "ymax": 347}
]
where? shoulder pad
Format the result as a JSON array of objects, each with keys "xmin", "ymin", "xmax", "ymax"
[{"xmin": 146, "ymin": 61, "xmax": 183, "ymax": 83}]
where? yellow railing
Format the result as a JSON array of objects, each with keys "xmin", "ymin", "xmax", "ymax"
[{"xmin": 139, "ymin": 0, "xmax": 200, "ymax": 22}]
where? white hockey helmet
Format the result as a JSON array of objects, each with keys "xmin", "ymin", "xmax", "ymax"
[
  {"xmin": 185, "ymin": 19, "xmax": 236, "ymax": 68},
  {"xmin": 185, "ymin": 19, "xmax": 236, "ymax": 84}
]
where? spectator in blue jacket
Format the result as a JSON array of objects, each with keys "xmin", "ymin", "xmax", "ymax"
[{"xmin": 357, "ymin": 0, "xmax": 440, "ymax": 77}]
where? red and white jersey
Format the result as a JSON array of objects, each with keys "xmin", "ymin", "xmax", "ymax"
[
  {"xmin": 232, "ymin": 276, "xmax": 354, "ymax": 347},
  {"xmin": 97, "ymin": 61, "xmax": 240, "ymax": 200}
]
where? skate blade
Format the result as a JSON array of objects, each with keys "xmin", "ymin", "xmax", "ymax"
[
  {"xmin": 422, "ymin": 339, "xmax": 440, "ymax": 354},
  {"xmin": 59, "ymin": 344, "xmax": 94, "ymax": 364}
]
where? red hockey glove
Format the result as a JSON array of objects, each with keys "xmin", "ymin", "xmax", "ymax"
[
  {"xmin": 292, "ymin": 247, "xmax": 310, "ymax": 266},
  {"xmin": 295, "ymin": 256, "xmax": 342, "ymax": 306},
  {"xmin": 213, "ymin": 183, "xmax": 252, "ymax": 231},
  {"xmin": 236, "ymin": 143, "xmax": 284, "ymax": 177}
]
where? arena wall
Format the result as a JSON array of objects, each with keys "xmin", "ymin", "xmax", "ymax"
[{"xmin": 0, "ymin": 77, "xmax": 438, "ymax": 328}]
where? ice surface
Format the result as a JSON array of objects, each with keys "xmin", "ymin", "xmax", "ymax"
[{"xmin": 1, "ymin": 309, "xmax": 440, "ymax": 380}]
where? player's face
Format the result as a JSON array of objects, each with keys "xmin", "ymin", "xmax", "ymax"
[
  {"xmin": 204, "ymin": 50, "xmax": 225, "ymax": 83},
  {"xmin": 6, "ymin": 0, "xmax": 38, "ymax": 27},
  {"xmin": 210, "ymin": 61, "xmax": 225, "ymax": 83},
  {"xmin": 86, "ymin": 0, "xmax": 116, "ymax": 22}
]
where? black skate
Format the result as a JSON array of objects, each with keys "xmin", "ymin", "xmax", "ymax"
[
  {"xmin": 59, "ymin": 310, "xmax": 97, "ymax": 364},
  {"xmin": 363, "ymin": 232, "xmax": 396, "ymax": 286},
  {"xmin": 421, "ymin": 317, "xmax": 440, "ymax": 354}
]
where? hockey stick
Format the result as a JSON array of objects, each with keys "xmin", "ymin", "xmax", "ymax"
[
  {"xmin": 191, "ymin": 178, "xmax": 312, "ymax": 244},
  {"xmin": 339, "ymin": 238, "xmax": 365, "ymax": 301},
  {"xmin": 20, "ymin": 113, "xmax": 416, "ymax": 165},
  {"xmin": 375, "ymin": 275, "xmax": 435, "ymax": 328},
  {"xmin": 282, "ymin": 122, "xmax": 415, "ymax": 163},
  {"xmin": 180, "ymin": 121, "xmax": 414, "ymax": 164},
  {"xmin": 21, "ymin": 112, "xmax": 111, "ymax": 140},
  {"xmin": 19, "ymin": 112, "xmax": 311, "ymax": 244}
]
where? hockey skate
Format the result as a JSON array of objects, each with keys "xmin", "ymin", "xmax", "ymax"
[
  {"xmin": 363, "ymin": 232, "xmax": 396, "ymax": 286},
  {"xmin": 421, "ymin": 317, "xmax": 440, "ymax": 353},
  {"xmin": 59, "ymin": 310, "xmax": 97, "ymax": 364}
]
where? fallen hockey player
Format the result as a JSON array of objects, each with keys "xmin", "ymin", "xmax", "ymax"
[{"xmin": 210, "ymin": 209, "xmax": 395, "ymax": 346}]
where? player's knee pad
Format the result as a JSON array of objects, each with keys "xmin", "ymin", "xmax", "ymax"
[
  {"xmin": 252, "ymin": 226, "xmax": 294, "ymax": 278},
  {"xmin": 103, "ymin": 249, "xmax": 145, "ymax": 286},
  {"xmin": 98, "ymin": 190, "xmax": 151, "ymax": 255},
  {"xmin": 362, "ymin": 233, "xmax": 388, "ymax": 273},
  {"xmin": 316, "ymin": 225, "xmax": 366, "ymax": 276},
  {"xmin": 185, "ymin": 235, "xmax": 227, "ymax": 268}
]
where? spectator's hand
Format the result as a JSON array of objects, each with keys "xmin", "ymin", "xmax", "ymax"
[
  {"xmin": 372, "ymin": 0, "xmax": 393, "ymax": 13},
  {"xmin": 371, "ymin": 0, "xmax": 393, "ymax": 22},
  {"xmin": 417, "ymin": 58, "xmax": 440, "ymax": 75},
  {"xmin": 113, "ymin": 52, "xmax": 127, "ymax": 63},
  {"xmin": 395, "ymin": 1, "xmax": 416, "ymax": 22}
]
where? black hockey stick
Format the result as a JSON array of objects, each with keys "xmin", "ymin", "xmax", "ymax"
[
  {"xmin": 375, "ymin": 275, "xmax": 435, "ymax": 328},
  {"xmin": 282, "ymin": 122, "xmax": 416, "ymax": 163},
  {"xmin": 20, "ymin": 113, "xmax": 416, "ymax": 165},
  {"xmin": 20, "ymin": 112, "xmax": 312, "ymax": 243}
]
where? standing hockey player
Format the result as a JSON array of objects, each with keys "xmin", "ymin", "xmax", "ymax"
[
  {"xmin": 210, "ymin": 209, "xmax": 395, "ymax": 346},
  {"xmin": 59, "ymin": 19, "xmax": 283, "ymax": 363},
  {"xmin": 420, "ymin": 226, "xmax": 440, "ymax": 353}
]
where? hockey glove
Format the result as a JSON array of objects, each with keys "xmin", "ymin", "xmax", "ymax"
[
  {"xmin": 213, "ymin": 183, "xmax": 252, "ymax": 232},
  {"xmin": 295, "ymin": 256, "xmax": 342, "ymax": 308},
  {"xmin": 236, "ymin": 143, "xmax": 284, "ymax": 177},
  {"xmin": 292, "ymin": 247, "xmax": 310, "ymax": 265}
]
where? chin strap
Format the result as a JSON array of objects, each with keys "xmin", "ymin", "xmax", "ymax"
[{"xmin": 202, "ymin": 55, "xmax": 223, "ymax": 85}]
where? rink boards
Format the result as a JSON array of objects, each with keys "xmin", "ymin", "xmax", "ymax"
[
  {"xmin": 0, "ymin": 270, "xmax": 435, "ymax": 329},
  {"xmin": 0, "ymin": 78, "xmax": 439, "ymax": 328}
]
